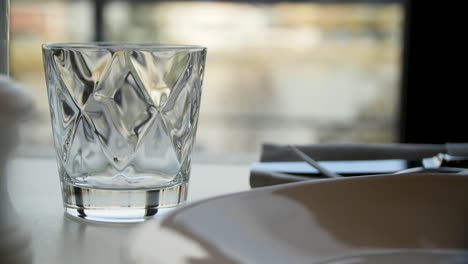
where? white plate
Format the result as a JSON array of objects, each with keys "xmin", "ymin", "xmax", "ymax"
[{"xmin": 125, "ymin": 173, "xmax": 468, "ymax": 263}]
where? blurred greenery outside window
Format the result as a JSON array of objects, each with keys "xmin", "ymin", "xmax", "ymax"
[{"xmin": 10, "ymin": 0, "xmax": 404, "ymax": 161}]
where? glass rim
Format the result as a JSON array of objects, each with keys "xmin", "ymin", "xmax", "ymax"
[{"xmin": 42, "ymin": 42, "xmax": 206, "ymax": 52}]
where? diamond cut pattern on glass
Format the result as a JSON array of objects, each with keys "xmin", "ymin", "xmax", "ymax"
[{"xmin": 44, "ymin": 47, "xmax": 206, "ymax": 184}]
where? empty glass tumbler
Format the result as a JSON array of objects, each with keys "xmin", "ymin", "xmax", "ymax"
[{"xmin": 42, "ymin": 43, "xmax": 207, "ymax": 222}]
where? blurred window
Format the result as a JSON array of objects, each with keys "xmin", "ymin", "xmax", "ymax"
[{"xmin": 10, "ymin": 0, "xmax": 404, "ymax": 160}]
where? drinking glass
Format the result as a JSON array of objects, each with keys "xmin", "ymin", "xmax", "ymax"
[{"xmin": 42, "ymin": 43, "xmax": 206, "ymax": 222}]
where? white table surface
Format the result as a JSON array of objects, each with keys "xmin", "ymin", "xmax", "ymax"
[{"xmin": 5, "ymin": 156, "xmax": 251, "ymax": 264}]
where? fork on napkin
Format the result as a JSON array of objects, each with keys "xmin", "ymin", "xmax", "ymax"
[{"xmin": 249, "ymin": 143, "xmax": 468, "ymax": 188}]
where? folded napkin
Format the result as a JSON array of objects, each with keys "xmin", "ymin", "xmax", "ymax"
[{"xmin": 250, "ymin": 143, "xmax": 468, "ymax": 188}]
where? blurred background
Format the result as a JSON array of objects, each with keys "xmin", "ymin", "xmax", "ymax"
[{"xmin": 9, "ymin": 0, "xmax": 404, "ymax": 162}]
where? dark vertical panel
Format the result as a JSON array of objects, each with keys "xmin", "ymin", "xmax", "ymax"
[
  {"xmin": 94, "ymin": 0, "xmax": 105, "ymax": 41},
  {"xmin": 1, "ymin": 0, "xmax": 9, "ymax": 75},
  {"xmin": 399, "ymin": 0, "xmax": 467, "ymax": 143}
]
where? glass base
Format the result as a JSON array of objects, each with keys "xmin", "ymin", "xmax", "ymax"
[{"xmin": 61, "ymin": 181, "xmax": 188, "ymax": 223}]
